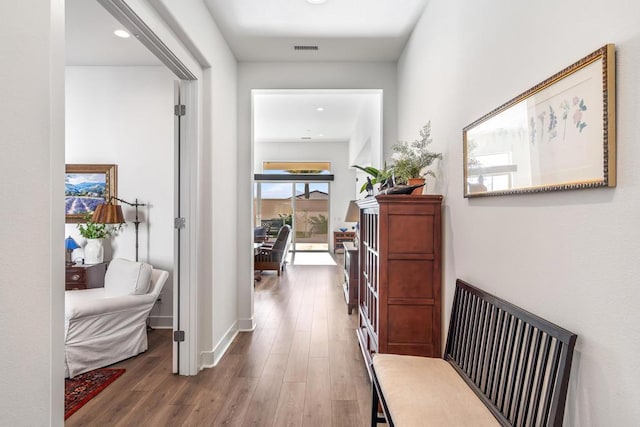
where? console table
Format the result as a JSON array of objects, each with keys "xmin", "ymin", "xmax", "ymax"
[
  {"xmin": 333, "ymin": 230, "xmax": 356, "ymax": 253},
  {"xmin": 65, "ymin": 262, "xmax": 108, "ymax": 290}
]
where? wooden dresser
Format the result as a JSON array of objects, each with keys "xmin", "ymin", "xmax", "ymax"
[{"xmin": 356, "ymin": 195, "xmax": 443, "ymax": 375}]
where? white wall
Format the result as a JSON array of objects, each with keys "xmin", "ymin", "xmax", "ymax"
[
  {"xmin": 149, "ymin": 0, "xmax": 239, "ymax": 367},
  {"xmin": 0, "ymin": 0, "xmax": 65, "ymax": 425},
  {"xmin": 398, "ymin": 0, "xmax": 640, "ymax": 424},
  {"xmin": 349, "ymin": 96, "xmax": 383, "ymax": 196},
  {"xmin": 348, "ymin": 95, "xmax": 382, "ymax": 167},
  {"xmin": 254, "ymin": 140, "xmax": 355, "ymax": 247},
  {"xmin": 0, "ymin": 0, "xmax": 236, "ymax": 421},
  {"xmin": 65, "ymin": 66, "xmax": 175, "ymax": 327},
  {"xmin": 238, "ymin": 61, "xmax": 397, "ymax": 328}
]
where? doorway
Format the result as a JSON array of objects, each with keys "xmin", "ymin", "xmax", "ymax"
[
  {"xmin": 255, "ymin": 180, "xmax": 331, "ymax": 252},
  {"xmin": 66, "ymin": 0, "xmax": 198, "ymax": 376}
]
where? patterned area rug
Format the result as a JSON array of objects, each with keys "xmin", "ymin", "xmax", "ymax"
[{"xmin": 65, "ymin": 368, "xmax": 126, "ymax": 419}]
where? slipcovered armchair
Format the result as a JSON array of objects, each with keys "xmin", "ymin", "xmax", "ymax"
[
  {"xmin": 64, "ymin": 258, "xmax": 168, "ymax": 378},
  {"xmin": 255, "ymin": 224, "xmax": 291, "ymax": 276}
]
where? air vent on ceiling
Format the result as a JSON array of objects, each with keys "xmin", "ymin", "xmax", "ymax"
[
  {"xmin": 294, "ymin": 45, "xmax": 319, "ymax": 51},
  {"xmin": 301, "ymin": 137, "xmax": 313, "ymax": 140}
]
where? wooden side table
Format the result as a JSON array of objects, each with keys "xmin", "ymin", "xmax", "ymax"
[
  {"xmin": 65, "ymin": 262, "xmax": 108, "ymax": 290},
  {"xmin": 333, "ymin": 231, "xmax": 356, "ymax": 253}
]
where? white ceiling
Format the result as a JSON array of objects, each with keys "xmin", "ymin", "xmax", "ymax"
[
  {"xmin": 66, "ymin": 0, "xmax": 429, "ymax": 65},
  {"xmin": 65, "ymin": 0, "xmax": 424, "ymax": 143},
  {"xmin": 254, "ymin": 91, "xmax": 379, "ymax": 143},
  {"xmin": 65, "ymin": 0, "xmax": 161, "ymax": 66},
  {"xmin": 203, "ymin": 0, "xmax": 429, "ymax": 61}
]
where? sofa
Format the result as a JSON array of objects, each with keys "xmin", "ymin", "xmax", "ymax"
[{"xmin": 64, "ymin": 258, "xmax": 168, "ymax": 378}]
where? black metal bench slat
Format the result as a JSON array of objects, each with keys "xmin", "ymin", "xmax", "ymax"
[
  {"xmin": 468, "ymin": 298, "xmax": 481, "ymax": 378},
  {"xmin": 451, "ymin": 288, "xmax": 464, "ymax": 364},
  {"xmin": 495, "ymin": 313, "xmax": 518, "ymax": 412},
  {"xmin": 457, "ymin": 290, "xmax": 472, "ymax": 370},
  {"xmin": 530, "ymin": 333, "xmax": 553, "ymax": 426},
  {"xmin": 540, "ymin": 341, "xmax": 561, "ymax": 426},
  {"xmin": 372, "ymin": 279, "xmax": 577, "ymax": 426},
  {"xmin": 549, "ymin": 342, "xmax": 574, "ymax": 425},
  {"xmin": 487, "ymin": 309, "xmax": 507, "ymax": 401},
  {"xmin": 473, "ymin": 300, "xmax": 489, "ymax": 384},
  {"xmin": 511, "ymin": 323, "xmax": 533, "ymax": 423},
  {"xmin": 459, "ymin": 293, "xmax": 472, "ymax": 372},
  {"xmin": 521, "ymin": 329, "xmax": 544, "ymax": 424},
  {"xmin": 502, "ymin": 318, "xmax": 524, "ymax": 419},
  {"xmin": 483, "ymin": 304, "xmax": 496, "ymax": 388}
]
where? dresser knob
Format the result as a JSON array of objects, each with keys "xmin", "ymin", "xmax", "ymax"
[{"xmin": 71, "ymin": 274, "xmax": 81, "ymax": 281}]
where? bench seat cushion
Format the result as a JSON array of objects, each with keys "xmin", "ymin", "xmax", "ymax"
[{"xmin": 373, "ymin": 354, "xmax": 500, "ymax": 426}]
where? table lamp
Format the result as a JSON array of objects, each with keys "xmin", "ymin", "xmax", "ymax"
[
  {"xmin": 345, "ymin": 200, "xmax": 359, "ymax": 224},
  {"xmin": 345, "ymin": 200, "xmax": 360, "ymax": 245},
  {"xmin": 65, "ymin": 236, "xmax": 80, "ymax": 267}
]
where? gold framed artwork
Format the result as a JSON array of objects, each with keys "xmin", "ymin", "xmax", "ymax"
[
  {"xmin": 463, "ymin": 44, "xmax": 616, "ymax": 198},
  {"xmin": 65, "ymin": 164, "xmax": 117, "ymax": 223}
]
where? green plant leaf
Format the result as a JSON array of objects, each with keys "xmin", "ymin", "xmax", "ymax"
[{"xmin": 351, "ymin": 165, "xmax": 381, "ymax": 177}]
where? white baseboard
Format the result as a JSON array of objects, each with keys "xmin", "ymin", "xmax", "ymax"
[
  {"xmin": 149, "ymin": 315, "xmax": 172, "ymax": 329},
  {"xmin": 200, "ymin": 321, "xmax": 239, "ymax": 368},
  {"xmin": 238, "ymin": 316, "xmax": 256, "ymax": 331}
]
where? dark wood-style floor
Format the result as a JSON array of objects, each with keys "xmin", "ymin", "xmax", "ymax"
[{"xmin": 66, "ymin": 257, "xmax": 371, "ymax": 426}]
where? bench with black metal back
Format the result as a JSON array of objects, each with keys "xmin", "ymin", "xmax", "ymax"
[{"xmin": 371, "ymin": 279, "xmax": 578, "ymax": 426}]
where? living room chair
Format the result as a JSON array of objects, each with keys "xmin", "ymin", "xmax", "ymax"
[
  {"xmin": 64, "ymin": 258, "xmax": 168, "ymax": 378},
  {"xmin": 254, "ymin": 225, "xmax": 270, "ymax": 243},
  {"xmin": 255, "ymin": 224, "xmax": 291, "ymax": 276}
]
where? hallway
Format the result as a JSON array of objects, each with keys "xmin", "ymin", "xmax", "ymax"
[{"xmin": 66, "ymin": 261, "xmax": 371, "ymax": 426}]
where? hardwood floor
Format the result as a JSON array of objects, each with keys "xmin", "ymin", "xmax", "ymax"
[{"xmin": 66, "ymin": 257, "xmax": 371, "ymax": 426}]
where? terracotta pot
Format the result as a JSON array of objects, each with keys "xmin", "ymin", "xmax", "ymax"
[{"xmin": 407, "ymin": 178, "xmax": 426, "ymax": 195}]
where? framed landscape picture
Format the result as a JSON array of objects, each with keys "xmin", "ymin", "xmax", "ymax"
[{"xmin": 65, "ymin": 164, "xmax": 117, "ymax": 223}]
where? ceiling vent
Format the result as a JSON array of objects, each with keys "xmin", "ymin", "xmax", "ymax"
[
  {"xmin": 301, "ymin": 136, "xmax": 313, "ymax": 140},
  {"xmin": 294, "ymin": 45, "xmax": 319, "ymax": 51}
]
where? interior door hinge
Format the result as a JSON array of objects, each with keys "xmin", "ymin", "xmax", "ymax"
[
  {"xmin": 174, "ymin": 217, "xmax": 186, "ymax": 229},
  {"xmin": 173, "ymin": 330, "xmax": 185, "ymax": 342},
  {"xmin": 174, "ymin": 104, "xmax": 186, "ymax": 116}
]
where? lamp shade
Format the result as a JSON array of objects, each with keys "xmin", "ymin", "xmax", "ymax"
[
  {"xmin": 65, "ymin": 236, "xmax": 80, "ymax": 250},
  {"xmin": 92, "ymin": 203, "xmax": 125, "ymax": 224},
  {"xmin": 344, "ymin": 200, "xmax": 360, "ymax": 222}
]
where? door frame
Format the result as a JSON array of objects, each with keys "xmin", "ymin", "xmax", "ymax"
[{"xmin": 98, "ymin": 0, "xmax": 199, "ymax": 375}]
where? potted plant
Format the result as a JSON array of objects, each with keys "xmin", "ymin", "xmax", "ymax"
[
  {"xmin": 77, "ymin": 213, "xmax": 121, "ymax": 264},
  {"xmin": 351, "ymin": 162, "xmax": 394, "ymax": 195},
  {"xmin": 391, "ymin": 121, "xmax": 442, "ymax": 193}
]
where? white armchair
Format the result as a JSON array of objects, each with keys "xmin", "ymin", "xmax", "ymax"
[{"xmin": 64, "ymin": 259, "xmax": 169, "ymax": 378}]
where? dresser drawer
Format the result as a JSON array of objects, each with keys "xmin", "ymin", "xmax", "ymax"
[{"xmin": 66, "ymin": 268, "xmax": 87, "ymax": 290}]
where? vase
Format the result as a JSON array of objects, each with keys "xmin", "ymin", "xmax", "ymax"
[
  {"xmin": 407, "ymin": 178, "xmax": 426, "ymax": 195},
  {"xmin": 84, "ymin": 238, "xmax": 104, "ymax": 264}
]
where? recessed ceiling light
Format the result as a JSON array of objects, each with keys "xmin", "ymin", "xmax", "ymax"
[
  {"xmin": 114, "ymin": 29, "xmax": 130, "ymax": 38},
  {"xmin": 316, "ymin": 107, "xmax": 324, "ymax": 112},
  {"xmin": 318, "ymin": 133, "xmax": 324, "ymax": 137},
  {"xmin": 307, "ymin": 0, "xmax": 327, "ymax": 4}
]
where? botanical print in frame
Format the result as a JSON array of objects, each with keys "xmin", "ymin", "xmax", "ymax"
[
  {"xmin": 65, "ymin": 164, "xmax": 117, "ymax": 223},
  {"xmin": 463, "ymin": 44, "xmax": 616, "ymax": 197}
]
